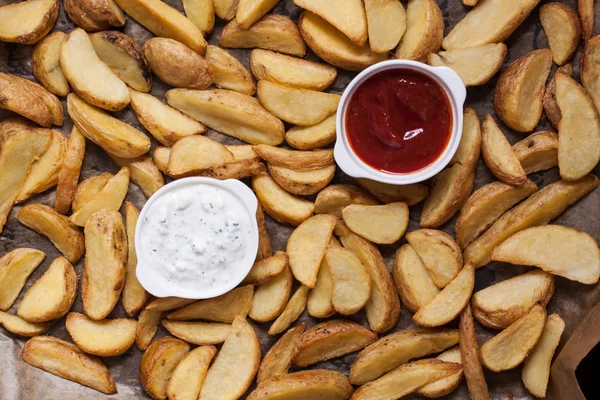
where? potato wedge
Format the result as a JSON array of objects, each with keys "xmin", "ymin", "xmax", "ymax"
[
  {"xmin": 201, "ymin": 157, "xmax": 267, "ymax": 180},
  {"xmin": 72, "ymin": 173, "xmax": 112, "ymax": 213},
  {"xmin": 167, "ymin": 135, "xmax": 234, "ymax": 178},
  {"xmin": 579, "ymin": 0, "xmax": 594, "ymax": 41},
  {"xmin": 413, "ymin": 264, "xmax": 475, "ymax": 327},
  {"xmin": 168, "ymin": 285, "xmax": 253, "ymax": 322},
  {"xmin": 256, "ymin": 202, "xmax": 272, "ymax": 261},
  {"xmin": 269, "ymin": 164, "xmax": 335, "ymax": 196},
  {"xmin": 556, "ymin": 73, "xmax": 600, "ymax": 180},
  {"xmin": 167, "ymin": 88, "xmax": 284, "ymax": 145},
  {"xmin": 122, "ymin": 202, "xmax": 149, "ymax": 316},
  {"xmin": 395, "ymin": 0, "xmax": 444, "ymax": 61},
  {"xmin": 109, "ymin": 154, "xmax": 164, "ymax": 198},
  {"xmin": 162, "ymin": 321, "xmax": 230, "ymax": 345},
  {"xmin": 140, "ymin": 337, "xmax": 190, "ymax": 400},
  {"xmin": 183, "ymin": 0, "xmax": 215, "ymax": 34},
  {"xmin": 268, "ymin": 285, "xmax": 309, "ymax": 335},
  {"xmin": 513, "ymin": 131, "xmax": 559, "ymax": 174},
  {"xmin": 315, "ymin": 184, "xmax": 379, "ymax": 218},
  {"xmin": 459, "ymin": 305, "xmax": 489, "ymax": 400},
  {"xmin": 352, "ymin": 359, "xmax": 463, "ymax": 400},
  {"xmin": 206, "ymin": 45, "xmax": 255, "ymax": 95},
  {"xmin": 63, "ymin": 0, "xmax": 125, "ymax": 31},
  {"xmin": 254, "ymin": 145, "xmax": 334, "ymax": 171},
  {"xmin": 250, "ymin": 266, "xmax": 293, "ymax": 322},
  {"xmin": 18, "ymin": 257, "xmax": 77, "ymax": 323},
  {"xmin": 355, "ymin": 178, "xmax": 429, "ymax": 206},
  {"xmin": 69, "ymin": 167, "xmax": 130, "ymax": 227},
  {"xmin": 0, "ymin": 73, "xmax": 63, "ymax": 127},
  {"xmin": 417, "ymin": 347, "xmax": 463, "ymax": 398},
  {"xmin": 22, "ymin": 336, "xmax": 116, "ymax": 394},
  {"xmin": 364, "ymin": 0, "xmax": 406, "ymax": 53},
  {"xmin": 82, "ymin": 209, "xmax": 127, "ymax": 320},
  {"xmin": 136, "ymin": 307, "xmax": 162, "ymax": 350},
  {"xmin": 336, "ymin": 224, "xmax": 400, "ymax": 334},
  {"xmin": 200, "ymin": 316, "xmax": 260, "ymax": 400},
  {"xmin": 114, "ymin": 0, "xmax": 207, "ymax": 54},
  {"xmin": 258, "ymin": 323, "xmax": 305, "ymax": 383},
  {"xmin": 494, "ymin": 49, "xmax": 553, "ymax": 132},
  {"xmin": 481, "ymin": 114, "xmax": 527, "ymax": 185},
  {"xmin": 307, "ymin": 257, "xmax": 335, "ymax": 318},
  {"xmin": 68, "ymin": 94, "xmax": 150, "ymax": 158},
  {"xmin": 0, "ymin": 310, "xmax": 49, "ymax": 337},
  {"xmin": 0, "ymin": 249, "xmax": 45, "ymax": 311},
  {"xmin": 55, "ymin": 127, "xmax": 86, "ymax": 214},
  {"xmin": 442, "ymin": 0, "xmax": 542, "ymax": 49},
  {"xmin": 65, "ymin": 312, "xmax": 136, "ymax": 357},
  {"xmin": 464, "ymin": 175, "xmax": 598, "ymax": 267},
  {"xmin": 325, "ymin": 248, "xmax": 371, "ymax": 315},
  {"xmin": 582, "ymin": 37, "xmax": 600, "ymax": 114},
  {"xmin": 236, "ymin": 0, "xmax": 279, "ymax": 29},
  {"xmin": 253, "ymin": 172, "xmax": 315, "ymax": 226},
  {"xmin": 243, "ymin": 251, "xmax": 288, "ymax": 285},
  {"xmin": 17, "ymin": 204, "xmax": 85, "ymax": 264},
  {"xmin": 250, "ymin": 369, "xmax": 353, "ymax": 400},
  {"xmin": 0, "ymin": 0, "xmax": 58, "ymax": 44},
  {"xmin": 522, "ymin": 314, "xmax": 565, "ymax": 398},
  {"xmin": 221, "ymin": 14, "xmax": 306, "ymax": 56},
  {"xmin": 89, "ymin": 31, "xmax": 151, "ymax": 92},
  {"xmin": 405, "ymin": 229, "xmax": 462, "ymax": 289},
  {"xmin": 146, "ymin": 297, "xmax": 196, "ymax": 312},
  {"xmin": 251, "ymin": 49, "xmax": 337, "ymax": 91},
  {"xmin": 214, "ymin": 0, "xmax": 239, "ymax": 20},
  {"xmin": 299, "ymin": 11, "xmax": 387, "ymax": 71},
  {"xmin": 167, "ymin": 345, "xmax": 216, "ymax": 400},
  {"xmin": 428, "ymin": 43, "xmax": 507, "ymax": 87},
  {"xmin": 492, "ymin": 225, "xmax": 600, "ymax": 284},
  {"xmin": 392, "ymin": 244, "xmax": 440, "ymax": 313},
  {"xmin": 343, "ymin": 203, "xmax": 408, "ymax": 244},
  {"xmin": 472, "ymin": 270, "xmax": 554, "ymax": 329},
  {"xmin": 481, "ymin": 304, "xmax": 546, "ymax": 371},
  {"xmin": 540, "ymin": 3, "xmax": 581, "ymax": 65},
  {"xmin": 545, "ymin": 64, "xmax": 574, "ymax": 128},
  {"xmin": 286, "ymin": 113, "xmax": 337, "ymax": 150},
  {"xmin": 32, "ymin": 32, "xmax": 69, "ymax": 96},
  {"xmin": 294, "ymin": 320, "xmax": 377, "ymax": 367}
]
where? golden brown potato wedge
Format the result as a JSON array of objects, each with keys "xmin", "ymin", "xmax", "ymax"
[
  {"xmin": 236, "ymin": 0, "xmax": 279, "ymax": 29},
  {"xmin": 285, "ymin": 113, "xmax": 337, "ymax": 150},
  {"xmin": 250, "ymin": 369, "xmax": 353, "ymax": 400},
  {"xmin": 522, "ymin": 313, "xmax": 565, "ymax": 398},
  {"xmin": 213, "ymin": 0, "xmax": 238, "ymax": 20},
  {"xmin": 68, "ymin": 93, "xmax": 150, "ymax": 158},
  {"xmin": 145, "ymin": 297, "xmax": 195, "ymax": 312},
  {"xmin": 492, "ymin": 225, "xmax": 600, "ymax": 284},
  {"xmin": 258, "ymin": 323, "xmax": 305, "ymax": 383},
  {"xmin": 513, "ymin": 131, "xmax": 559, "ymax": 174},
  {"xmin": 0, "ymin": 248, "xmax": 45, "ymax": 311},
  {"xmin": 428, "ymin": 43, "xmax": 507, "ymax": 87},
  {"xmin": 294, "ymin": 320, "xmax": 377, "ymax": 367},
  {"xmin": 167, "ymin": 345, "xmax": 216, "ymax": 400},
  {"xmin": 256, "ymin": 202, "xmax": 272, "ymax": 261},
  {"xmin": 82, "ymin": 209, "xmax": 127, "ymax": 320},
  {"xmin": 200, "ymin": 316, "xmax": 260, "ymax": 400},
  {"xmin": 18, "ymin": 257, "xmax": 77, "ymax": 323},
  {"xmin": 459, "ymin": 305, "xmax": 489, "ymax": 400},
  {"xmin": 55, "ymin": 127, "xmax": 86, "ymax": 214},
  {"xmin": 579, "ymin": 0, "xmax": 594, "ymax": 41},
  {"xmin": 162, "ymin": 321, "xmax": 230, "ymax": 345},
  {"xmin": 472, "ymin": 270, "xmax": 554, "ymax": 329},
  {"xmin": 268, "ymin": 285, "xmax": 309, "ymax": 335},
  {"xmin": 254, "ymin": 145, "xmax": 334, "ymax": 171},
  {"xmin": 0, "ymin": 73, "xmax": 63, "ymax": 127},
  {"xmin": 252, "ymin": 172, "xmax": 315, "ymax": 226},
  {"xmin": 325, "ymin": 247, "xmax": 372, "ymax": 315},
  {"xmin": 135, "ymin": 307, "xmax": 162, "ymax": 351},
  {"xmin": 395, "ymin": 0, "xmax": 444, "ymax": 61},
  {"xmin": 206, "ymin": 45, "xmax": 255, "ymax": 95},
  {"xmin": 417, "ymin": 346, "xmax": 463, "ymax": 398},
  {"xmin": 140, "ymin": 337, "xmax": 190, "ymax": 400},
  {"xmin": 109, "ymin": 154, "xmax": 164, "ymax": 198},
  {"xmin": 168, "ymin": 285, "xmax": 253, "ymax": 322},
  {"xmin": 167, "ymin": 135, "xmax": 234, "ymax": 178},
  {"xmin": 464, "ymin": 175, "xmax": 598, "ymax": 267},
  {"xmin": 481, "ymin": 304, "xmax": 546, "ymax": 372},
  {"xmin": 69, "ymin": 167, "xmax": 130, "ymax": 227},
  {"xmin": 122, "ymin": 202, "xmax": 149, "ymax": 316},
  {"xmin": 343, "ymin": 203, "xmax": 408, "ymax": 244},
  {"xmin": 307, "ymin": 257, "xmax": 335, "ymax": 318},
  {"xmin": 22, "ymin": 336, "xmax": 116, "ymax": 394},
  {"xmin": 269, "ymin": 164, "xmax": 335, "ymax": 196},
  {"xmin": 540, "ymin": 3, "xmax": 581, "ymax": 65},
  {"xmin": 355, "ymin": 178, "xmax": 429, "ymax": 206},
  {"xmin": 66, "ymin": 312, "xmax": 136, "ymax": 357},
  {"xmin": 392, "ymin": 244, "xmax": 440, "ymax": 313},
  {"xmin": 243, "ymin": 251, "xmax": 289, "ymax": 285},
  {"xmin": 495, "ymin": 49, "xmax": 553, "ymax": 132},
  {"xmin": 251, "ymin": 49, "xmax": 337, "ymax": 91},
  {"xmin": 364, "ymin": 0, "xmax": 406, "ymax": 53},
  {"xmin": 543, "ymin": 63, "xmax": 573, "ymax": 129},
  {"xmin": 0, "ymin": 310, "xmax": 49, "ymax": 337},
  {"xmin": 17, "ymin": 204, "xmax": 85, "ymax": 264},
  {"xmin": 556, "ymin": 73, "xmax": 600, "ymax": 180},
  {"xmin": 442, "ymin": 0, "xmax": 542, "ymax": 49},
  {"xmin": 63, "ymin": 0, "xmax": 125, "ymax": 31},
  {"xmin": 294, "ymin": 0, "xmax": 367, "ymax": 45},
  {"xmin": 114, "ymin": 0, "xmax": 207, "ymax": 54},
  {"xmin": 200, "ymin": 157, "xmax": 267, "ymax": 180},
  {"xmin": 32, "ymin": 32, "xmax": 69, "ymax": 96},
  {"xmin": 299, "ymin": 11, "xmax": 387, "ymax": 71},
  {"xmin": 72, "ymin": 173, "xmax": 112, "ymax": 213},
  {"xmin": 582, "ymin": 37, "xmax": 600, "ymax": 114},
  {"xmin": 481, "ymin": 114, "xmax": 527, "ymax": 185},
  {"xmin": 352, "ymin": 359, "xmax": 462, "ymax": 400},
  {"xmin": 183, "ymin": 0, "xmax": 215, "ymax": 34},
  {"xmin": 0, "ymin": 0, "xmax": 58, "ymax": 44},
  {"xmin": 315, "ymin": 184, "xmax": 379, "ymax": 218},
  {"xmin": 250, "ymin": 266, "xmax": 293, "ymax": 322},
  {"xmin": 220, "ymin": 14, "xmax": 306, "ymax": 56}
]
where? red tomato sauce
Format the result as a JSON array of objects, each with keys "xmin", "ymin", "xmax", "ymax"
[{"xmin": 345, "ymin": 69, "xmax": 453, "ymax": 174}]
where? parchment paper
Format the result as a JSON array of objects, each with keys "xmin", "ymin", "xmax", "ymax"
[{"xmin": 0, "ymin": 0, "xmax": 599, "ymax": 399}]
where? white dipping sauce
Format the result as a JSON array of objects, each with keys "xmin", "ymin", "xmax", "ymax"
[{"xmin": 139, "ymin": 183, "xmax": 253, "ymax": 291}]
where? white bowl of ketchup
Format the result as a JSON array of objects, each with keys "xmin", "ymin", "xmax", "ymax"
[{"xmin": 335, "ymin": 59, "xmax": 466, "ymax": 185}]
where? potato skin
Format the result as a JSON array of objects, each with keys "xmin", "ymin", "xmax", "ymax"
[
  {"xmin": 0, "ymin": 0, "xmax": 59, "ymax": 44},
  {"xmin": 63, "ymin": 0, "xmax": 124, "ymax": 31},
  {"xmin": 144, "ymin": 38, "xmax": 213, "ymax": 89}
]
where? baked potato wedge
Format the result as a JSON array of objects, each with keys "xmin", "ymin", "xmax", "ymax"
[
  {"xmin": 417, "ymin": 346, "xmax": 463, "ymax": 398},
  {"xmin": 268, "ymin": 285, "xmax": 309, "ymax": 335},
  {"xmin": 543, "ymin": 63, "xmax": 573, "ymax": 129},
  {"xmin": 122, "ymin": 202, "xmax": 149, "ymax": 316},
  {"xmin": 236, "ymin": 0, "xmax": 279, "ymax": 29},
  {"xmin": 325, "ymin": 247, "xmax": 372, "ymax": 315},
  {"xmin": 145, "ymin": 297, "xmax": 195, "ymax": 312},
  {"xmin": 66, "ymin": 312, "xmax": 136, "ymax": 357},
  {"xmin": 307, "ymin": 256, "xmax": 335, "ymax": 318},
  {"xmin": 268, "ymin": 164, "xmax": 335, "ymax": 195},
  {"xmin": 364, "ymin": 0, "xmax": 406, "ymax": 53},
  {"xmin": 167, "ymin": 135, "xmax": 234, "ymax": 178},
  {"xmin": 206, "ymin": 45, "xmax": 255, "ymax": 95},
  {"xmin": 55, "ymin": 127, "xmax": 86, "ymax": 214},
  {"xmin": 249, "ymin": 369, "xmax": 353, "ymax": 400},
  {"xmin": 0, "ymin": 0, "xmax": 58, "ymax": 44},
  {"xmin": 392, "ymin": 244, "xmax": 440, "ymax": 313},
  {"xmin": 32, "ymin": 32, "xmax": 69, "ymax": 96},
  {"xmin": 243, "ymin": 251, "xmax": 289, "ymax": 285},
  {"xmin": 18, "ymin": 257, "xmax": 77, "ymax": 323},
  {"xmin": 17, "ymin": 204, "xmax": 85, "ymax": 264},
  {"xmin": 183, "ymin": 0, "xmax": 215, "ymax": 34},
  {"xmin": 249, "ymin": 266, "xmax": 293, "ymax": 322},
  {"xmin": 513, "ymin": 131, "xmax": 559, "ymax": 174},
  {"xmin": 582, "ymin": 37, "xmax": 600, "ymax": 114},
  {"xmin": 258, "ymin": 323, "xmax": 305, "ymax": 383},
  {"xmin": 162, "ymin": 321, "xmax": 230, "ymax": 345},
  {"xmin": 220, "ymin": 14, "xmax": 306, "ymax": 56},
  {"xmin": 315, "ymin": 184, "xmax": 379, "ymax": 218},
  {"xmin": 285, "ymin": 113, "xmax": 337, "ymax": 150},
  {"xmin": 135, "ymin": 307, "xmax": 162, "ymax": 351},
  {"xmin": 72, "ymin": 173, "xmax": 112, "ymax": 213},
  {"xmin": 343, "ymin": 202, "xmax": 408, "ymax": 244},
  {"xmin": 22, "ymin": 336, "xmax": 116, "ymax": 394},
  {"xmin": 254, "ymin": 145, "xmax": 334, "ymax": 171},
  {"xmin": 168, "ymin": 285, "xmax": 253, "ymax": 322},
  {"xmin": 481, "ymin": 114, "xmax": 527, "ymax": 185},
  {"xmin": 256, "ymin": 203, "xmax": 272, "ymax": 261},
  {"xmin": 199, "ymin": 158, "xmax": 266, "ymax": 180},
  {"xmin": 140, "ymin": 337, "xmax": 190, "ymax": 400},
  {"xmin": 579, "ymin": 0, "xmax": 594, "ymax": 41},
  {"xmin": 167, "ymin": 346, "xmax": 216, "ymax": 400},
  {"xmin": 540, "ymin": 3, "xmax": 581, "ymax": 65},
  {"xmin": 459, "ymin": 305, "xmax": 489, "ymax": 400},
  {"xmin": 355, "ymin": 178, "xmax": 429, "ymax": 205},
  {"xmin": 294, "ymin": 0, "xmax": 367, "ymax": 45},
  {"xmin": 395, "ymin": 0, "xmax": 444, "ymax": 61},
  {"xmin": 109, "ymin": 154, "xmax": 164, "ymax": 198},
  {"xmin": 0, "ymin": 249, "xmax": 46, "ymax": 311},
  {"xmin": 63, "ymin": 0, "xmax": 125, "ymax": 31},
  {"xmin": 0, "ymin": 310, "xmax": 49, "ymax": 337}
]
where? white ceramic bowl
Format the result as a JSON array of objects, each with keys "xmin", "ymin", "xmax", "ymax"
[
  {"xmin": 135, "ymin": 177, "xmax": 259, "ymax": 299},
  {"xmin": 334, "ymin": 60, "xmax": 467, "ymax": 185}
]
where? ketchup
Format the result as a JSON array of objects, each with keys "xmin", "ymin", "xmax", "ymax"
[{"xmin": 345, "ymin": 69, "xmax": 452, "ymax": 174}]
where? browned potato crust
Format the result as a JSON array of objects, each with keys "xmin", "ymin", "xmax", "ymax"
[
  {"xmin": 543, "ymin": 63, "xmax": 572, "ymax": 129},
  {"xmin": 55, "ymin": 127, "xmax": 86, "ymax": 214}
]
